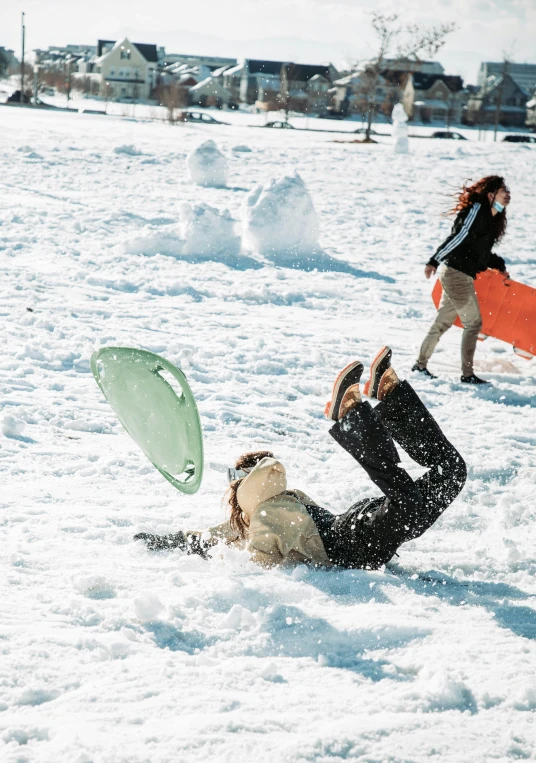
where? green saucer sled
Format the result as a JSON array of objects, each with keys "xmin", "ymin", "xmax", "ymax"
[{"xmin": 90, "ymin": 347, "xmax": 203, "ymax": 494}]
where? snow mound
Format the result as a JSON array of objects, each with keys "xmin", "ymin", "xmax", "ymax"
[
  {"xmin": 232, "ymin": 144, "xmax": 252, "ymax": 153},
  {"xmin": 113, "ymin": 144, "xmax": 143, "ymax": 156},
  {"xmin": 123, "ymin": 203, "xmax": 240, "ymax": 260},
  {"xmin": 179, "ymin": 202, "xmax": 240, "ymax": 256},
  {"xmin": 2, "ymin": 414, "xmax": 26, "ymax": 438},
  {"xmin": 123, "ymin": 229, "xmax": 183, "ymax": 258},
  {"xmin": 187, "ymin": 140, "xmax": 228, "ymax": 187},
  {"xmin": 243, "ymin": 173, "xmax": 319, "ymax": 254}
]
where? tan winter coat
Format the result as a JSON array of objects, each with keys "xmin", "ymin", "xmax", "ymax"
[{"xmin": 192, "ymin": 457, "xmax": 332, "ymax": 568}]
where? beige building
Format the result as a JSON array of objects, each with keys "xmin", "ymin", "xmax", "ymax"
[
  {"xmin": 87, "ymin": 38, "xmax": 158, "ymax": 100},
  {"xmin": 403, "ymin": 73, "xmax": 465, "ymax": 124}
]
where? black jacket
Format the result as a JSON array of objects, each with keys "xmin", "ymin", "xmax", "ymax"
[{"xmin": 427, "ymin": 202, "xmax": 506, "ymax": 279}]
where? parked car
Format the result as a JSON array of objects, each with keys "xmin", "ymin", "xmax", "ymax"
[
  {"xmin": 179, "ymin": 111, "xmax": 229, "ymax": 125},
  {"xmin": 263, "ymin": 120, "xmax": 294, "ymax": 129},
  {"xmin": 502, "ymin": 134, "xmax": 536, "ymax": 143},
  {"xmin": 354, "ymin": 127, "xmax": 379, "ymax": 135},
  {"xmin": 430, "ymin": 131, "xmax": 467, "ymax": 140},
  {"xmin": 319, "ymin": 110, "xmax": 345, "ymax": 119},
  {"xmin": 6, "ymin": 89, "xmax": 31, "ymax": 104}
]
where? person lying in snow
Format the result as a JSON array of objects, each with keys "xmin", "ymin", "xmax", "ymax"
[{"xmin": 135, "ymin": 347, "xmax": 466, "ymax": 569}]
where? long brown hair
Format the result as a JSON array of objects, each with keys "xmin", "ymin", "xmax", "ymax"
[
  {"xmin": 227, "ymin": 451, "xmax": 274, "ymax": 539},
  {"xmin": 449, "ymin": 175, "xmax": 508, "ymax": 243}
]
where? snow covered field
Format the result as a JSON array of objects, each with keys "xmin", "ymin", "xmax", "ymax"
[{"xmin": 1, "ymin": 106, "xmax": 535, "ymax": 763}]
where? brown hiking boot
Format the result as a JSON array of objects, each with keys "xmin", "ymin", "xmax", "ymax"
[
  {"xmin": 324, "ymin": 361, "xmax": 364, "ymax": 421},
  {"xmin": 376, "ymin": 368, "xmax": 400, "ymax": 401},
  {"xmin": 364, "ymin": 346, "xmax": 393, "ymax": 398}
]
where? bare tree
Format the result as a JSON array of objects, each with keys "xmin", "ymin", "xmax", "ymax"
[
  {"xmin": 279, "ymin": 63, "xmax": 300, "ymax": 122},
  {"xmin": 357, "ymin": 12, "xmax": 457, "ymax": 140},
  {"xmin": 157, "ymin": 81, "xmax": 189, "ymax": 123}
]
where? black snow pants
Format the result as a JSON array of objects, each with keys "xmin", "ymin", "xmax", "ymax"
[{"xmin": 307, "ymin": 381, "xmax": 467, "ymax": 569}]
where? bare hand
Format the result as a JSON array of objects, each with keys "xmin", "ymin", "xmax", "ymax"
[{"xmin": 424, "ymin": 265, "xmax": 437, "ymax": 279}]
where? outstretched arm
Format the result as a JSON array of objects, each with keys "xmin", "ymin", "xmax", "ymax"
[{"xmin": 134, "ymin": 520, "xmax": 242, "ymax": 556}]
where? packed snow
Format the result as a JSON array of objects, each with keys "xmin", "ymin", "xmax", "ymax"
[
  {"xmin": 392, "ymin": 103, "xmax": 410, "ymax": 155},
  {"xmin": 1, "ymin": 106, "xmax": 535, "ymax": 763},
  {"xmin": 243, "ymin": 173, "xmax": 320, "ymax": 254},
  {"xmin": 187, "ymin": 138, "xmax": 229, "ymax": 187},
  {"xmin": 123, "ymin": 202, "xmax": 241, "ymax": 261}
]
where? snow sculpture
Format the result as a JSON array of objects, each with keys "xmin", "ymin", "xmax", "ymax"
[
  {"xmin": 178, "ymin": 202, "xmax": 240, "ymax": 257},
  {"xmin": 122, "ymin": 203, "xmax": 240, "ymax": 259},
  {"xmin": 392, "ymin": 103, "xmax": 410, "ymax": 154},
  {"xmin": 243, "ymin": 173, "xmax": 319, "ymax": 254},
  {"xmin": 187, "ymin": 140, "xmax": 228, "ymax": 187}
]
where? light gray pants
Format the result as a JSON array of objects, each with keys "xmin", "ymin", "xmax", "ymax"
[{"xmin": 418, "ymin": 266, "xmax": 482, "ymax": 376}]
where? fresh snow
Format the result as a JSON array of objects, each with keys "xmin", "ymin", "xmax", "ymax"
[{"xmin": 1, "ymin": 106, "xmax": 535, "ymax": 763}]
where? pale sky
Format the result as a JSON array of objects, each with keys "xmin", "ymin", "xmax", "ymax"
[{"xmin": 4, "ymin": 0, "xmax": 536, "ymax": 84}]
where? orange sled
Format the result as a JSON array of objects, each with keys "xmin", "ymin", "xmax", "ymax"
[{"xmin": 432, "ymin": 269, "xmax": 536, "ymax": 360}]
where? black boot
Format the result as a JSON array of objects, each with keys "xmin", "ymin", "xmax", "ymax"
[
  {"xmin": 411, "ymin": 363, "xmax": 437, "ymax": 379},
  {"xmin": 460, "ymin": 374, "xmax": 489, "ymax": 385},
  {"xmin": 134, "ymin": 531, "xmax": 188, "ymax": 551}
]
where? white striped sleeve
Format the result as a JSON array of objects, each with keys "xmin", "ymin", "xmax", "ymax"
[{"xmin": 435, "ymin": 203, "xmax": 481, "ymax": 263}]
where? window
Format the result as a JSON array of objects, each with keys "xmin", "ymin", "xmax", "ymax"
[
  {"xmin": 120, "ymin": 48, "xmax": 131, "ymax": 60},
  {"xmin": 110, "ymin": 68, "xmax": 115, "ymax": 76}
]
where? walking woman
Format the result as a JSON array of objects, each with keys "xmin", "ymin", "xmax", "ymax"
[
  {"xmin": 135, "ymin": 348, "xmax": 467, "ymax": 570},
  {"xmin": 413, "ymin": 175, "xmax": 511, "ymax": 384}
]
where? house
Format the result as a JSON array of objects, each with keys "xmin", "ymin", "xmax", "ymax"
[
  {"xmin": 465, "ymin": 61, "xmax": 536, "ymax": 127},
  {"xmin": 235, "ymin": 59, "xmax": 337, "ymax": 106},
  {"xmin": 84, "ymin": 38, "xmax": 159, "ymax": 100},
  {"xmin": 333, "ymin": 60, "xmax": 444, "ymax": 118},
  {"xmin": 189, "ymin": 77, "xmax": 232, "ymax": 108},
  {"xmin": 306, "ymin": 74, "xmax": 331, "ymax": 113},
  {"xmin": 465, "ymin": 71, "xmax": 531, "ymax": 127},
  {"xmin": 403, "ymin": 72, "xmax": 465, "ymax": 123},
  {"xmin": 239, "ymin": 59, "xmax": 285, "ymax": 104},
  {"xmin": 333, "ymin": 68, "xmax": 407, "ymax": 118},
  {"xmin": 477, "ymin": 62, "xmax": 536, "ymax": 94},
  {"xmin": 222, "ymin": 63, "xmax": 245, "ymax": 105}
]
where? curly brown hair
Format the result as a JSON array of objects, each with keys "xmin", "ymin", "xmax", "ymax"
[
  {"xmin": 227, "ymin": 451, "xmax": 275, "ymax": 539},
  {"xmin": 449, "ymin": 175, "xmax": 508, "ymax": 243}
]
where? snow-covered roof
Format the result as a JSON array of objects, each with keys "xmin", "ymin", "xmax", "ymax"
[
  {"xmin": 190, "ymin": 77, "xmax": 214, "ymax": 91},
  {"xmin": 97, "ymin": 38, "xmax": 158, "ymax": 63},
  {"xmin": 224, "ymin": 63, "xmax": 243, "ymax": 76},
  {"xmin": 211, "ymin": 65, "xmax": 231, "ymax": 77}
]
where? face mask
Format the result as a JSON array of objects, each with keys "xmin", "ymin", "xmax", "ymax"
[
  {"xmin": 227, "ymin": 466, "xmax": 252, "ymax": 484},
  {"xmin": 493, "ymin": 200, "xmax": 505, "ymax": 213}
]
